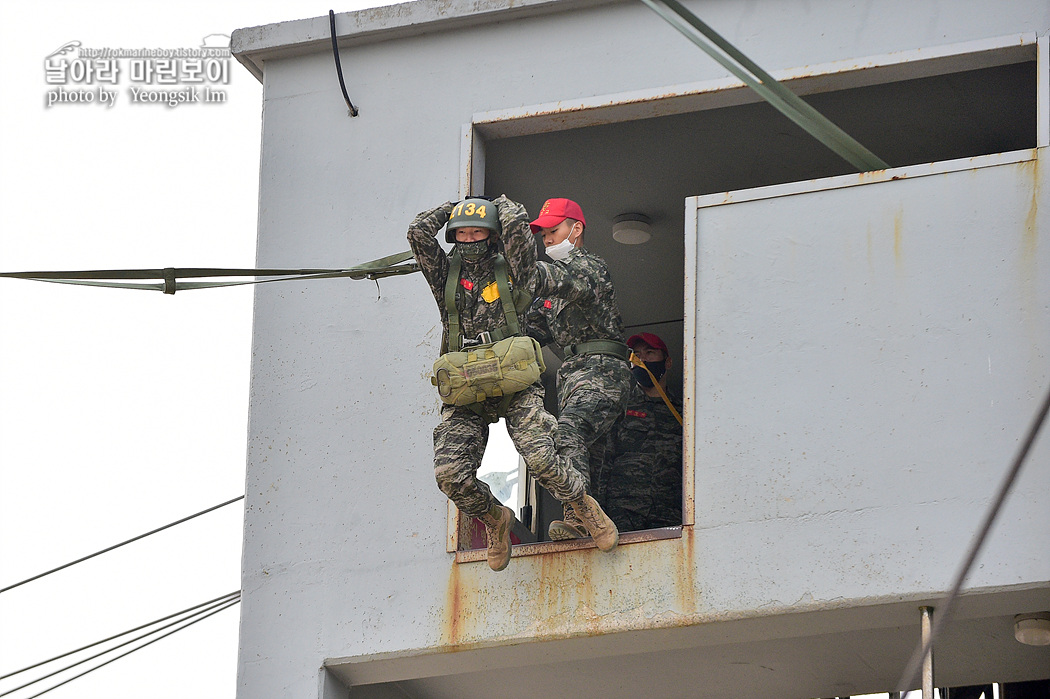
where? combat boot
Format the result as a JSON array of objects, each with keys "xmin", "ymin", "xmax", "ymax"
[
  {"xmin": 478, "ymin": 504, "xmax": 514, "ymax": 571},
  {"xmin": 548, "ymin": 506, "xmax": 587, "ymax": 541},
  {"xmin": 569, "ymin": 494, "xmax": 619, "ymax": 552}
]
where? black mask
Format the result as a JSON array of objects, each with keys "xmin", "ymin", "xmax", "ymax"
[{"xmin": 632, "ymin": 360, "xmax": 666, "ymax": 388}]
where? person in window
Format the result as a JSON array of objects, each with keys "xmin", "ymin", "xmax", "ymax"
[
  {"xmin": 407, "ymin": 196, "xmax": 618, "ymax": 570},
  {"xmin": 603, "ymin": 332, "xmax": 683, "ymax": 532},
  {"xmin": 527, "ymin": 198, "xmax": 632, "ymax": 546}
]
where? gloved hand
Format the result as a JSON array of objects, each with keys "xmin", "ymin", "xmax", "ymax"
[
  {"xmin": 409, "ymin": 201, "xmax": 454, "ymax": 235},
  {"xmin": 494, "ymin": 194, "xmax": 528, "ymax": 239}
]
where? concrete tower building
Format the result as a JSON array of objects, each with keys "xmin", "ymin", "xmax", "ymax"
[{"xmin": 230, "ymin": 1, "xmax": 1050, "ymax": 697}]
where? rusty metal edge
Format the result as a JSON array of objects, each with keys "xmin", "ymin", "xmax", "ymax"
[{"xmin": 454, "ymin": 525, "xmax": 684, "ymax": 563}]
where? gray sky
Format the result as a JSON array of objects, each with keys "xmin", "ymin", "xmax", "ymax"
[{"xmin": 0, "ymin": 2, "xmax": 384, "ymax": 697}]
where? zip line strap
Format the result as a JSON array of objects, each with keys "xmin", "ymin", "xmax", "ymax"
[
  {"xmin": 628, "ymin": 351, "xmax": 684, "ymax": 426},
  {"xmin": 639, "ymin": 0, "xmax": 889, "ymax": 172},
  {"xmin": 0, "ymin": 250, "xmax": 420, "ymax": 294}
]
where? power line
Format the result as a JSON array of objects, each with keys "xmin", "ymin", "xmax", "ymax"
[
  {"xmin": 0, "ymin": 592, "xmax": 240, "ymax": 696},
  {"xmin": 896, "ymin": 382, "xmax": 1050, "ymax": 692},
  {"xmin": 1, "ymin": 496, "xmax": 244, "ymax": 594},
  {"xmin": 0, "ymin": 591, "xmax": 240, "ymax": 681},
  {"xmin": 14, "ymin": 597, "xmax": 241, "ymax": 699}
]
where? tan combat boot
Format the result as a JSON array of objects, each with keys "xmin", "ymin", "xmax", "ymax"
[
  {"xmin": 548, "ymin": 506, "xmax": 587, "ymax": 541},
  {"xmin": 478, "ymin": 504, "xmax": 514, "ymax": 571},
  {"xmin": 569, "ymin": 494, "xmax": 619, "ymax": 552}
]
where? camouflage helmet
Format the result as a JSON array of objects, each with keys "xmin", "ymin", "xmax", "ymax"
[{"xmin": 445, "ymin": 198, "xmax": 500, "ymax": 243}]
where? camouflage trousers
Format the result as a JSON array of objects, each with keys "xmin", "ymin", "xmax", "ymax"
[
  {"xmin": 555, "ymin": 354, "xmax": 633, "ymax": 502},
  {"xmin": 433, "ymin": 383, "xmax": 586, "ymax": 518}
]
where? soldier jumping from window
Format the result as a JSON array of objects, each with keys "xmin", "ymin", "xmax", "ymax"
[{"xmin": 408, "ymin": 195, "xmax": 619, "ymax": 570}]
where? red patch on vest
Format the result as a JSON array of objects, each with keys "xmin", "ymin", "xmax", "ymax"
[
  {"xmin": 460, "ymin": 279, "xmax": 474, "ymax": 290},
  {"xmin": 543, "ymin": 299, "xmax": 552, "ymax": 309},
  {"xmin": 626, "ymin": 409, "xmax": 647, "ymax": 418}
]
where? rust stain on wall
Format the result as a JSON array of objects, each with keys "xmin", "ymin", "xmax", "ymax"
[
  {"xmin": 441, "ymin": 534, "xmax": 704, "ymax": 652},
  {"xmin": 1021, "ymin": 158, "xmax": 1040, "ymax": 262},
  {"xmin": 444, "ymin": 560, "xmax": 463, "ymax": 646},
  {"xmin": 675, "ymin": 526, "xmax": 698, "ymax": 615},
  {"xmin": 893, "ymin": 207, "xmax": 905, "ymax": 275},
  {"xmin": 1019, "ymin": 158, "xmax": 1042, "ymax": 349}
]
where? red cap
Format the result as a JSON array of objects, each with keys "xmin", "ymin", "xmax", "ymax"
[
  {"xmin": 530, "ymin": 198, "xmax": 586, "ymax": 234},
  {"xmin": 627, "ymin": 332, "xmax": 669, "ymax": 356}
]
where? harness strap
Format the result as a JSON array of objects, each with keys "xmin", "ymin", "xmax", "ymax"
[
  {"xmin": 563, "ymin": 339, "xmax": 630, "ymax": 361},
  {"xmin": 443, "ymin": 251, "xmax": 532, "ymax": 422},
  {"xmin": 443, "ymin": 249, "xmax": 463, "ymax": 352},
  {"xmin": 493, "ymin": 255, "xmax": 520, "ymax": 337},
  {"xmin": 463, "ymin": 392, "xmax": 515, "ymax": 424},
  {"xmin": 445, "ymin": 251, "xmax": 521, "ymax": 352}
]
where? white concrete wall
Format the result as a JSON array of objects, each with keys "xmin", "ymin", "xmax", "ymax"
[
  {"xmin": 690, "ymin": 153, "xmax": 1050, "ymax": 613},
  {"xmin": 232, "ymin": 1, "xmax": 1050, "ymax": 696}
]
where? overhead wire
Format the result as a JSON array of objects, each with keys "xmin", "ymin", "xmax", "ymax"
[
  {"xmin": 0, "ymin": 591, "xmax": 240, "ymax": 681},
  {"xmin": 896, "ymin": 382, "xmax": 1050, "ymax": 693},
  {"xmin": 1, "ymin": 496, "xmax": 245, "ymax": 594},
  {"xmin": 0, "ymin": 592, "xmax": 241, "ymax": 696},
  {"xmin": 8, "ymin": 596, "xmax": 241, "ymax": 699}
]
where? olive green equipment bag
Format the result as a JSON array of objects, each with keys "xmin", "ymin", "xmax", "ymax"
[
  {"xmin": 432, "ymin": 334, "xmax": 545, "ymax": 406},
  {"xmin": 430, "ymin": 249, "xmax": 540, "ymax": 416}
]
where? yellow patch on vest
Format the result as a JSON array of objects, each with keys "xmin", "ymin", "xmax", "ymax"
[{"xmin": 481, "ymin": 281, "xmax": 500, "ymax": 303}]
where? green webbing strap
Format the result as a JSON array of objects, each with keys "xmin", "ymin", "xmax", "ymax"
[
  {"xmin": 493, "ymin": 255, "xmax": 521, "ymax": 338},
  {"xmin": 444, "ymin": 249, "xmax": 464, "ymax": 352},
  {"xmin": 443, "ymin": 252, "xmax": 522, "ymax": 353},
  {"xmin": 639, "ymin": 0, "xmax": 889, "ymax": 172},
  {"xmin": 0, "ymin": 250, "xmax": 419, "ymax": 294},
  {"xmin": 444, "ymin": 252, "xmax": 525, "ymax": 422},
  {"xmin": 464, "ymin": 392, "xmax": 514, "ymax": 424},
  {"xmin": 564, "ymin": 339, "xmax": 631, "ymax": 361}
]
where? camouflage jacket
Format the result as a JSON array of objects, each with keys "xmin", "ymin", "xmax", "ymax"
[
  {"xmin": 604, "ymin": 384, "xmax": 683, "ymax": 530},
  {"xmin": 614, "ymin": 387, "xmax": 683, "ymax": 462},
  {"xmin": 407, "ymin": 196, "xmax": 535, "ymax": 352},
  {"xmin": 526, "ymin": 247, "xmax": 626, "ymax": 353}
]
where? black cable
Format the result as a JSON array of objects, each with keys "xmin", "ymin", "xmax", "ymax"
[
  {"xmin": 0, "ymin": 591, "xmax": 239, "ymax": 680},
  {"xmin": 329, "ymin": 10, "xmax": 359, "ymax": 116},
  {"xmin": 0, "ymin": 593, "xmax": 240, "ymax": 695},
  {"xmin": 896, "ymin": 381, "xmax": 1050, "ymax": 692},
  {"xmin": 623, "ymin": 317, "xmax": 684, "ymax": 330},
  {"xmin": 19, "ymin": 598, "xmax": 241, "ymax": 699},
  {"xmin": 1, "ymin": 496, "xmax": 244, "ymax": 593}
]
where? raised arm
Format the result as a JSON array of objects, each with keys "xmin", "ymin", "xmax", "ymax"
[
  {"xmin": 406, "ymin": 201, "xmax": 454, "ymax": 305},
  {"xmin": 534, "ymin": 256, "xmax": 594, "ymax": 304},
  {"xmin": 494, "ymin": 195, "xmax": 536, "ymax": 295}
]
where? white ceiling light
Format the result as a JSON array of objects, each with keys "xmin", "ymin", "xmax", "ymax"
[
  {"xmin": 1014, "ymin": 612, "xmax": 1050, "ymax": 646},
  {"xmin": 612, "ymin": 213, "xmax": 652, "ymax": 245}
]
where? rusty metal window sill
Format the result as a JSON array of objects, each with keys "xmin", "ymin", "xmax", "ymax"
[{"xmin": 453, "ymin": 525, "xmax": 684, "ymax": 564}]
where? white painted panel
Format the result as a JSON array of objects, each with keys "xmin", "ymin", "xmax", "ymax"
[{"xmin": 691, "ymin": 154, "xmax": 1049, "ymax": 611}]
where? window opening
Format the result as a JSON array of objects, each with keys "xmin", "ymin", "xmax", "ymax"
[{"xmin": 453, "ymin": 41, "xmax": 1038, "ymax": 559}]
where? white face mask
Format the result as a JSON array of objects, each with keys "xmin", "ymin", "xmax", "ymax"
[{"xmin": 545, "ymin": 224, "xmax": 579, "ymax": 262}]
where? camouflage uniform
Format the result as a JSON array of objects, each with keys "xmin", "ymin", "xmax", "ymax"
[
  {"xmin": 528, "ymin": 248, "xmax": 633, "ymax": 496},
  {"xmin": 408, "ymin": 196, "xmax": 586, "ymax": 518},
  {"xmin": 603, "ymin": 383, "xmax": 683, "ymax": 532}
]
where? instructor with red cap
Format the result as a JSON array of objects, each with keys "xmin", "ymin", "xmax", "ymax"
[{"xmin": 526, "ymin": 198, "xmax": 633, "ymax": 549}]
